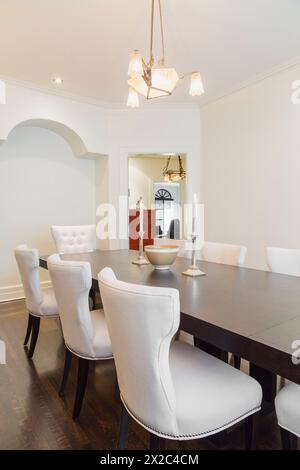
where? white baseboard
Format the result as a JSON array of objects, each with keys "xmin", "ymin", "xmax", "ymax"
[{"xmin": 0, "ymin": 281, "xmax": 52, "ymax": 303}]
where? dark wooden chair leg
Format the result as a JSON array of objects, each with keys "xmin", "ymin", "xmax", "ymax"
[
  {"xmin": 290, "ymin": 434, "xmax": 297, "ymax": 450},
  {"xmin": 233, "ymin": 355, "xmax": 241, "ymax": 369},
  {"xmin": 159, "ymin": 437, "xmax": 166, "ymax": 450},
  {"xmin": 149, "ymin": 433, "xmax": 165, "ymax": 450},
  {"xmin": 27, "ymin": 316, "xmax": 40, "ymax": 358},
  {"xmin": 72, "ymin": 357, "xmax": 90, "ymax": 420},
  {"xmin": 59, "ymin": 347, "xmax": 73, "ymax": 397},
  {"xmin": 117, "ymin": 404, "xmax": 130, "ymax": 450},
  {"xmin": 280, "ymin": 427, "xmax": 297, "ymax": 450},
  {"xmin": 245, "ymin": 415, "xmax": 254, "ymax": 450},
  {"xmin": 23, "ymin": 313, "xmax": 33, "ymax": 346},
  {"xmin": 114, "ymin": 369, "xmax": 120, "ymax": 395},
  {"xmin": 174, "ymin": 330, "xmax": 180, "ymax": 341},
  {"xmin": 280, "ymin": 428, "xmax": 291, "ymax": 450},
  {"xmin": 193, "ymin": 336, "xmax": 199, "ymax": 348},
  {"xmin": 89, "ymin": 289, "xmax": 96, "ymax": 310}
]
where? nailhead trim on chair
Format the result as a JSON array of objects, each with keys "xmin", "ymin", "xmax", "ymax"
[
  {"xmin": 66, "ymin": 344, "xmax": 113, "ymax": 362},
  {"xmin": 29, "ymin": 311, "xmax": 59, "ymax": 318},
  {"xmin": 122, "ymin": 398, "xmax": 260, "ymax": 440}
]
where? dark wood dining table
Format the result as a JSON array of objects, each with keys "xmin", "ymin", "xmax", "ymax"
[{"xmin": 40, "ymin": 249, "xmax": 300, "ymax": 406}]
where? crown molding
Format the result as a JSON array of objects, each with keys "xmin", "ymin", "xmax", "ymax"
[{"xmin": 0, "ymin": 74, "xmax": 109, "ymax": 109}]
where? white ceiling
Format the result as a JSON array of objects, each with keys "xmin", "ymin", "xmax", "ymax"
[{"xmin": 1, "ymin": 0, "xmax": 300, "ymax": 106}]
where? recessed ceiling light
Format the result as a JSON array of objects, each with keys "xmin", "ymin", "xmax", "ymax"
[{"xmin": 51, "ymin": 76, "xmax": 63, "ymax": 87}]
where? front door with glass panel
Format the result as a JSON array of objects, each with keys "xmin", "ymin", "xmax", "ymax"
[{"xmin": 154, "ymin": 183, "xmax": 181, "ymax": 239}]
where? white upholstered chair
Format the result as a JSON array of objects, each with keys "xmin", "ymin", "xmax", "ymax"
[
  {"xmin": 200, "ymin": 241, "xmax": 247, "ymax": 267},
  {"xmin": 275, "ymin": 383, "xmax": 300, "ymax": 449},
  {"xmin": 51, "ymin": 225, "xmax": 96, "ymax": 254},
  {"xmin": 51, "ymin": 224, "xmax": 97, "ymax": 308},
  {"xmin": 48, "ymin": 254, "xmax": 112, "ymax": 420},
  {"xmin": 98, "ymin": 267, "xmax": 262, "ymax": 450},
  {"xmin": 267, "ymin": 247, "xmax": 300, "ymax": 277},
  {"xmin": 14, "ymin": 245, "xmax": 59, "ymax": 358}
]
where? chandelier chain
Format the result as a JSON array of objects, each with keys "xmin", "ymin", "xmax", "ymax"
[
  {"xmin": 150, "ymin": 0, "xmax": 155, "ymax": 64},
  {"xmin": 149, "ymin": 0, "xmax": 165, "ymax": 66},
  {"xmin": 158, "ymin": 0, "xmax": 165, "ymax": 65},
  {"xmin": 162, "ymin": 155, "xmax": 171, "ymax": 173}
]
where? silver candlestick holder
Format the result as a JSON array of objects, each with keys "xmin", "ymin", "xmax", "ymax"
[
  {"xmin": 132, "ymin": 198, "xmax": 150, "ymax": 266},
  {"xmin": 132, "ymin": 233, "xmax": 150, "ymax": 265},
  {"xmin": 182, "ymin": 233, "xmax": 205, "ymax": 277}
]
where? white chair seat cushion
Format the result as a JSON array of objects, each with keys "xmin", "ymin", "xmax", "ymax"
[
  {"xmin": 275, "ymin": 382, "xmax": 300, "ymax": 437},
  {"xmin": 168, "ymin": 341, "xmax": 262, "ymax": 439},
  {"xmin": 38, "ymin": 287, "xmax": 59, "ymax": 317},
  {"xmin": 89, "ymin": 309, "xmax": 113, "ymax": 359}
]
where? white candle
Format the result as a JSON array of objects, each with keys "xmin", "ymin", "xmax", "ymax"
[
  {"xmin": 139, "ymin": 197, "xmax": 144, "ymax": 235},
  {"xmin": 192, "ymin": 193, "xmax": 198, "ymax": 234}
]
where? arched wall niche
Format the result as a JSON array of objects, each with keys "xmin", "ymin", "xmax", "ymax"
[
  {"xmin": 0, "ymin": 118, "xmax": 107, "ymax": 160},
  {"xmin": 0, "ymin": 116, "xmax": 110, "ymax": 266}
]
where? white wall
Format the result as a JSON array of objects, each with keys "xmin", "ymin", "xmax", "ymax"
[
  {"xmin": 0, "ymin": 126, "xmax": 95, "ymax": 300},
  {"xmin": 200, "ymin": 64, "xmax": 300, "ymax": 270}
]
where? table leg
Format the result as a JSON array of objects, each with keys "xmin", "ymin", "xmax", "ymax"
[
  {"xmin": 196, "ymin": 339, "xmax": 229, "ymax": 363},
  {"xmin": 249, "ymin": 363, "xmax": 277, "ymax": 405}
]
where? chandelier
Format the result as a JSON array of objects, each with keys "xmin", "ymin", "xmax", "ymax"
[
  {"xmin": 127, "ymin": 0, "xmax": 204, "ymax": 107},
  {"xmin": 163, "ymin": 154, "xmax": 186, "ymax": 182}
]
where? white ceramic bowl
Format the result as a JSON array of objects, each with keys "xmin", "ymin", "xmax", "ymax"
[{"xmin": 145, "ymin": 245, "xmax": 179, "ymax": 270}]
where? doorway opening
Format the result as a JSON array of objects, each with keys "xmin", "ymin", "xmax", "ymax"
[{"xmin": 128, "ymin": 154, "xmax": 187, "ymax": 248}]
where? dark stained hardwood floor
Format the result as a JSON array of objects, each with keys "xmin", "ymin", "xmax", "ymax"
[{"xmin": 0, "ymin": 299, "xmax": 291, "ymax": 450}]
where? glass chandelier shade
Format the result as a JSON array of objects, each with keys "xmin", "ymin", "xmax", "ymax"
[
  {"xmin": 128, "ymin": 50, "xmax": 144, "ymax": 77},
  {"xmin": 164, "ymin": 172, "xmax": 183, "ymax": 182},
  {"xmin": 128, "ymin": 66, "xmax": 180, "ymax": 99},
  {"xmin": 189, "ymin": 72, "xmax": 204, "ymax": 96},
  {"xmin": 126, "ymin": 87, "xmax": 139, "ymax": 108}
]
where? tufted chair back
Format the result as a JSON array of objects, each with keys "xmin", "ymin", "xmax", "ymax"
[
  {"xmin": 98, "ymin": 267, "xmax": 180, "ymax": 436},
  {"xmin": 51, "ymin": 225, "xmax": 96, "ymax": 254},
  {"xmin": 14, "ymin": 244, "xmax": 44, "ymax": 314},
  {"xmin": 48, "ymin": 254, "xmax": 96, "ymax": 358},
  {"xmin": 200, "ymin": 241, "xmax": 247, "ymax": 267},
  {"xmin": 267, "ymin": 247, "xmax": 300, "ymax": 276}
]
